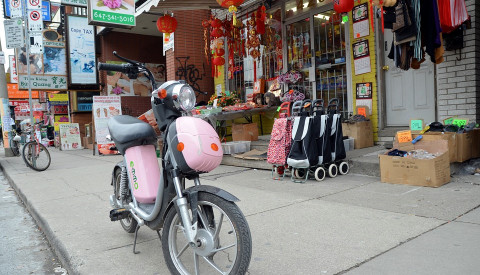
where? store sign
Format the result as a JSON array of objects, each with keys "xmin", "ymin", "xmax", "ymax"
[
  {"xmin": 19, "ymin": 75, "xmax": 68, "ymax": 90},
  {"xmin": 7, "ymin": 83, "xmax": 40, "ymax": 98},
  {"xmin": 48, "ymin": 93, "xmax": 68, "ymax": 104},
  {"xmin": 61, "ymin": 0, "xmax": 86, "ymax": 7},
  {"xmin": 87, "ymin": 0, "xmax": 135, "ymax": 27},
  {"xmin": 10, "ymin": 55, "xmax": 18, "ymax": 83},
  {"xmin": 67, "ymin": 15, "xmax": 97, "ymax": 85},
  {"xmin": 4, "ymin": 18, "xmax": 24, "ymax": 49}
]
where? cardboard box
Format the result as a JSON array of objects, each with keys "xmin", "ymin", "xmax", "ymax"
[
  {"xmin": 472, "ymin": 129, "xmax": 480, "ymax": 159},
  {"xmin": 456, "ymin": 132, "xmax": 474, "ymax": 162},
  {"xmin": 394, "ymin": 132, "xmax": 457, "ymax": 163},
  {"xmin": 379, "ymin": 140, "xmax": 450, "ymax": 187},
  {"xmin": 232, "ymin": 123, "xmax": 258, "ymax": 141},
  {"xmin": 341, "ymin": 121, "xmax": 374, "ymax": 149}
]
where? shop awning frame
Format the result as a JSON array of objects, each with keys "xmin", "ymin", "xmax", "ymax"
[{"xmin": 135, "ymin": 0, "xmax": 223, "ymax": 17}]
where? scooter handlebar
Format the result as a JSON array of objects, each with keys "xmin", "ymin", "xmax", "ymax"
[{"xmin": 98, "ymin": 62, "xmax": 131, "ymax": 73}]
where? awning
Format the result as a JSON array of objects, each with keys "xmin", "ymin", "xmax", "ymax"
[{"xmin": 136, "ymin": 0, "xmax": 222, "ymax": 17}]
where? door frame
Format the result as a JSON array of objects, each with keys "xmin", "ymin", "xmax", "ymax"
[{"xmin": 376, "ymin": 16, "xmax": 438, "ymax": 129}]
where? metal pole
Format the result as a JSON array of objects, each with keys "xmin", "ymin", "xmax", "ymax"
[
  {"xmin": 0, "ymin": 36, "xmax": 13, "ymax": 157},
  {"xmin": 23, "ymin": 2, "xmax": 33, "ymax": 126}
]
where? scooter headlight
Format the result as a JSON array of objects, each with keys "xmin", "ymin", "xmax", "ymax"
[{"xmin": 172, "ymin": 84, "xmax": 196, "ymax": 111}]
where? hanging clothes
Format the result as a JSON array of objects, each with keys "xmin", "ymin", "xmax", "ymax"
[
  {"xmin": 420, "ymin": 0, "xmax": 442, "ymax": 63},
  {"xmin": 392, "ymin": 0, "xmax": 417, "ymax": 45},
  {"xmin": 409, "ymin": 0, "xmax": 421, "ymax": 60}
]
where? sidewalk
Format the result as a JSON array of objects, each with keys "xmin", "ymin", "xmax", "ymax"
[{"xmin": 1, "ymin": 148, "xmax": 480, "ymax": 274}]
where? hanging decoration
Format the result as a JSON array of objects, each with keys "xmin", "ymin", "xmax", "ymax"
[
  {"xmin": 256, "ymin": 5, "xmax": 267, "ymax": 35},
  {"xmin": 210, "ymin": 17, "xmax": 225, "ymax": 78},
  {"xmin": 246, "ymin": 12, "xmax": 261, "ymax": 82},
  {"xmin": 216, "ymin": 0, "xmax": 244, "ymax": 25},
  {"xmin": 202, "ymin": 18, "xmax": 211, "ymax": 64},
  {"xmin": 334, "ymin": 0, "xmax": 355, "ymax": 14},
  {"xmin": 156, "ymin": 14, "xmax": 178, "ymax": 43}
]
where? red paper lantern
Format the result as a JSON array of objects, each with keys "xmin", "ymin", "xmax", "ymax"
[
  {"xmin": 216, "ymin": 48, "xmax": 225, "ymax": 56},
  {"xmin": 216, "ymin": 0, "xmax": 244, "ymax": 8},
  {"xmin": 156, "ymin": 15, "xmax": 178, "ymax": 41},
  {"xmin": 211, "ymin": 28, "xmax": 224, "ymax": 38},
  {"xmin": 212, "ymin": 56, "xmax": 225, "ymax": 66},
  {"xmin": 333, "ymin": 0, "xmax": 354, "ymax": 13},
  {"xmin": 211, "ymin": 18, "xmax": 223, "ymax": 28}
]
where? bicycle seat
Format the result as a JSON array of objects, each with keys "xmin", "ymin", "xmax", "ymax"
[{"xmin": 107, "ymin": 115, "xmax": 158, "ymax": 154}]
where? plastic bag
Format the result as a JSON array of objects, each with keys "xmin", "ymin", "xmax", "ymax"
[{"xmin": 438, "ymin": 0, "xmax": 469, "ymax": 33}]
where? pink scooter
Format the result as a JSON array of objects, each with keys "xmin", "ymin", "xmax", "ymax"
[{"xmin": 98, "ymin": 52, "xmax": 251, "ymax": 275}]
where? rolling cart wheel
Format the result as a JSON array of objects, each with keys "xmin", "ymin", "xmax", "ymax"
[
  {"xmin": 328, "ymin": 164, "xmax": 338, "ymax": 178},
  {"xmin": 294, "ymin": 168, "xmax": 307, "ymax": 179},
  {"xmin": 339, "ymin": 161, "xmax": 349, "ymax": 175},
  {"xmin": 277, "ymin": 166, "xmax": 285, "ymax": 175},
  {"xmin": 314, "ymin": 167, "xmax": 326, "ymax": 181}
]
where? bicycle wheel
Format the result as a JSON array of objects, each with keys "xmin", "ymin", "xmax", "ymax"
[
  {"xmin": 22, "ymin": 141, "xmax": 51, "ymax": 171},
  {"xmin": 10, "ymin": 139, "xmax": 20, "ymax": 156}
]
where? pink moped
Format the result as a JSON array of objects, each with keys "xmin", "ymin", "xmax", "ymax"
[{"xmin": 98, "ymin": 52, "xmax": 251, "ymax": 275}]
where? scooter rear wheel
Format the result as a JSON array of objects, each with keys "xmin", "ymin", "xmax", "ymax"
[
  {"xmin": 113, "ymin": 169, "xmax": 137, "ymax": 233},
  {"xmin": 162, "ymin": 192, "xmax": 252, "ymax": 275}
]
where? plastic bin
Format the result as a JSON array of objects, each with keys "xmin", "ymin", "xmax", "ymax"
[
  {"xmin": 343, "ymin": 137, "xmax": 354, "ymax": 152},
  {"xmin": 221, "ymin": 141, "xmax": 251, "ymax": 155}
]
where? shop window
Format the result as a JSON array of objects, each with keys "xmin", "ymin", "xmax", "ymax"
[
  {"xmin": 314, "ymin": 10, "xmax": 348, "ymax": 117},
  {"xmin": 285, "ymin": 0, "xmax": 333, "ymax": 19}
]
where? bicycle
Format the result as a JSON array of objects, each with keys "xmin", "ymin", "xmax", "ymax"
[{"xmin": 21, "ymin": 123, "xmax": 51, "ymax": 171}]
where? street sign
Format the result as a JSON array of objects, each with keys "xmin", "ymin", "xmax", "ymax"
[
  {"xmin": 9, "ymin": 0, "xmax": 22, "ymax": 18},
  {"xmin": 4, "ymin": 18, "xmax": 24, "ymax": 49},
  {"xmin": 5, "ymin": 0, "xmax": 52, "ymax": 20},
  {"xmin": 29, "ymin": 31, "xmax": 44, "ymax": 53},
  {"xmin": 27, "ymin": 0, "xmax": 41, "ymax": 9},
  {"xmin": 28, "ymin": 9, "xmax": 43, "ymax": 32}
]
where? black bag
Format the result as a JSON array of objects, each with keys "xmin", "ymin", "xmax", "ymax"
[{"xmin": 287, "ymin": 116, "xmax": 318, "ymax": 168}]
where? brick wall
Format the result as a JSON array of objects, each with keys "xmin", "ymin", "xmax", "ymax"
[
  {"xmin": 436, "ymin": 0, "xmax": 480, "ymax": 123},
  {"xmin": 166, "ymin": 9, "xmax": 214, "ymax": 103}
]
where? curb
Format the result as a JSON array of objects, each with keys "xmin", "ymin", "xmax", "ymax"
[{"xmin": 0, "ymin": 160, "xmax": 78, "ymax": 275}]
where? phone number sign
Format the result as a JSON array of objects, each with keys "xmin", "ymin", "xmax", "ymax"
[{"xmin": 87, "ymin": 0, "xmax": 135, "ymax": 28}]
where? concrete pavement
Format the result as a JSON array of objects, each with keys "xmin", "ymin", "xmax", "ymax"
[{"xmin": 1, "ymin": 148, "xmax": 480, "ymax": 274}]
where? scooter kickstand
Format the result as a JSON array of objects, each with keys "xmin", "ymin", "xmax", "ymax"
[
  {"xmin": 133, "ymin": 225, "xmax": 141, "ymax": 254},
  {"xmin": 156, "ymin": 230, "xmax": 162, "ymax": 242}
]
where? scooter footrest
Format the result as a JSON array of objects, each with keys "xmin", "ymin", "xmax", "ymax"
[{"xmin": 110, "ymin": 208, "xmax": 130, "ymax": 221}]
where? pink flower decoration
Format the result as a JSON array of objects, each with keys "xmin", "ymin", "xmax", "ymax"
[
  {"xmin": 103, "ymin": 0, "xmax": 122, "ymax": 9},
  {"xmin": 112, "ymin": 86, "xmax": 123, "ymax": 95}
]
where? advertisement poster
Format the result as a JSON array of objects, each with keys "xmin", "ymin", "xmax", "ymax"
[
  {"xmin": 352, "ymin": 40, "xmax": 371, "ymax": 75},
  {"xmin": 59, "ymin": 123, "xmax": 82, "ymax": 150},
  {"xmin": 356, "ymin": 82, "xmax": 372, "ymax": 99},
  {"xmin": 67, "ymin": 15, "xmax": 97, "ymax": 85},
  {"xmin": 0, "ymin": 98, "xmax": 13, "ymax": 148},
  {"xmin": 87, "ymin": 0, "xmax": 135, "ymax": 27},
  {"xmin": 352, "ymin": 3, "xmax": 369, "ymax": 38},
  {"xmin": 44, "ymin": 46, "xmax": 67, "ymax": 75},
  {"xmin": 107, "ymin": 61, "xmax": 165, "ymax": 96},
  {"xmin": 92, "ymin": 96, "xmax": 121, "ymax": 154}
]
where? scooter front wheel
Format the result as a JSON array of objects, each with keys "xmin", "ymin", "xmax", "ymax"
[{"xmin": 162, "ymin": 192, "xmax": 252, "ymax": 275}]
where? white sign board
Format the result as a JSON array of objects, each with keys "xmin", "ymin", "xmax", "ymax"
[
  {"xmin": 19, "ymin": 75, "xmax": 68, "ymax": 90},
  {"xmin": 87, "ymin": 0, "xmax": 135, "ymax": 28},
  {"xmin": 10, "ymin": 55, "xmax": 18, "ymax": 83},
  {"xmin": 28, "ymin": 9, "xmax": 43, "ymax": 32},
  {"xmin": 29, "ymin": 31, "xmax": 44, "ymax": 53},
  {"xmin": 9, "ymin": 0, "xmax": 23, "ymax": 18},
  {"xmin": 27, "ymin": 0, "xmax": 42, "ymax": 9},
  {"xmin": 4, "ymin": 19, "xmax": 24, "ymax": 49},
  {"xmin": 92, "ymin": 96, "xmax": 121, "ymax": 145},
  {"xmin": 59, "ymin": 123, "xmax": 82, "ymax": 150}
]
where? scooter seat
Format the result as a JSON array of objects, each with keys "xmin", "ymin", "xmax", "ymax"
[{"xmin": 107, "ymin": 115, "xmax": 158, "ymax": 154}]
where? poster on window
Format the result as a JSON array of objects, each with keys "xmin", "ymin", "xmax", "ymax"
[
  {"xmin": 67, "ymin": 15, "xmax": 97, "ymax": 85},
  {"xmin": 92, "ymin": 96, "xmax": 121, "ymax": 155},
  {"xmin": 352, "ymin": 40, "xmax": 371, "ymax": 75},
  {"xmin": 106, "ymin": 61, "xmax": 165, "ymax": 96},
  {"xmin": 59, "ymin": 123, "xmax": 82, "ymax": 150}
]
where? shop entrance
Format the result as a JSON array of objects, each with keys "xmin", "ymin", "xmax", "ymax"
[
  {"xmin": 383, "ymin": 31, "xmax": 435, "ymax": 126},
  {"xmin": 285, "ymin": 3, "xmax": 350, "ymax": 118}
]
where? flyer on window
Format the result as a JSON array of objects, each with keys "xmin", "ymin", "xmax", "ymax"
[{"xmin": 92, "ymin": 96, "xmax": 121, "ymax": 155}]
